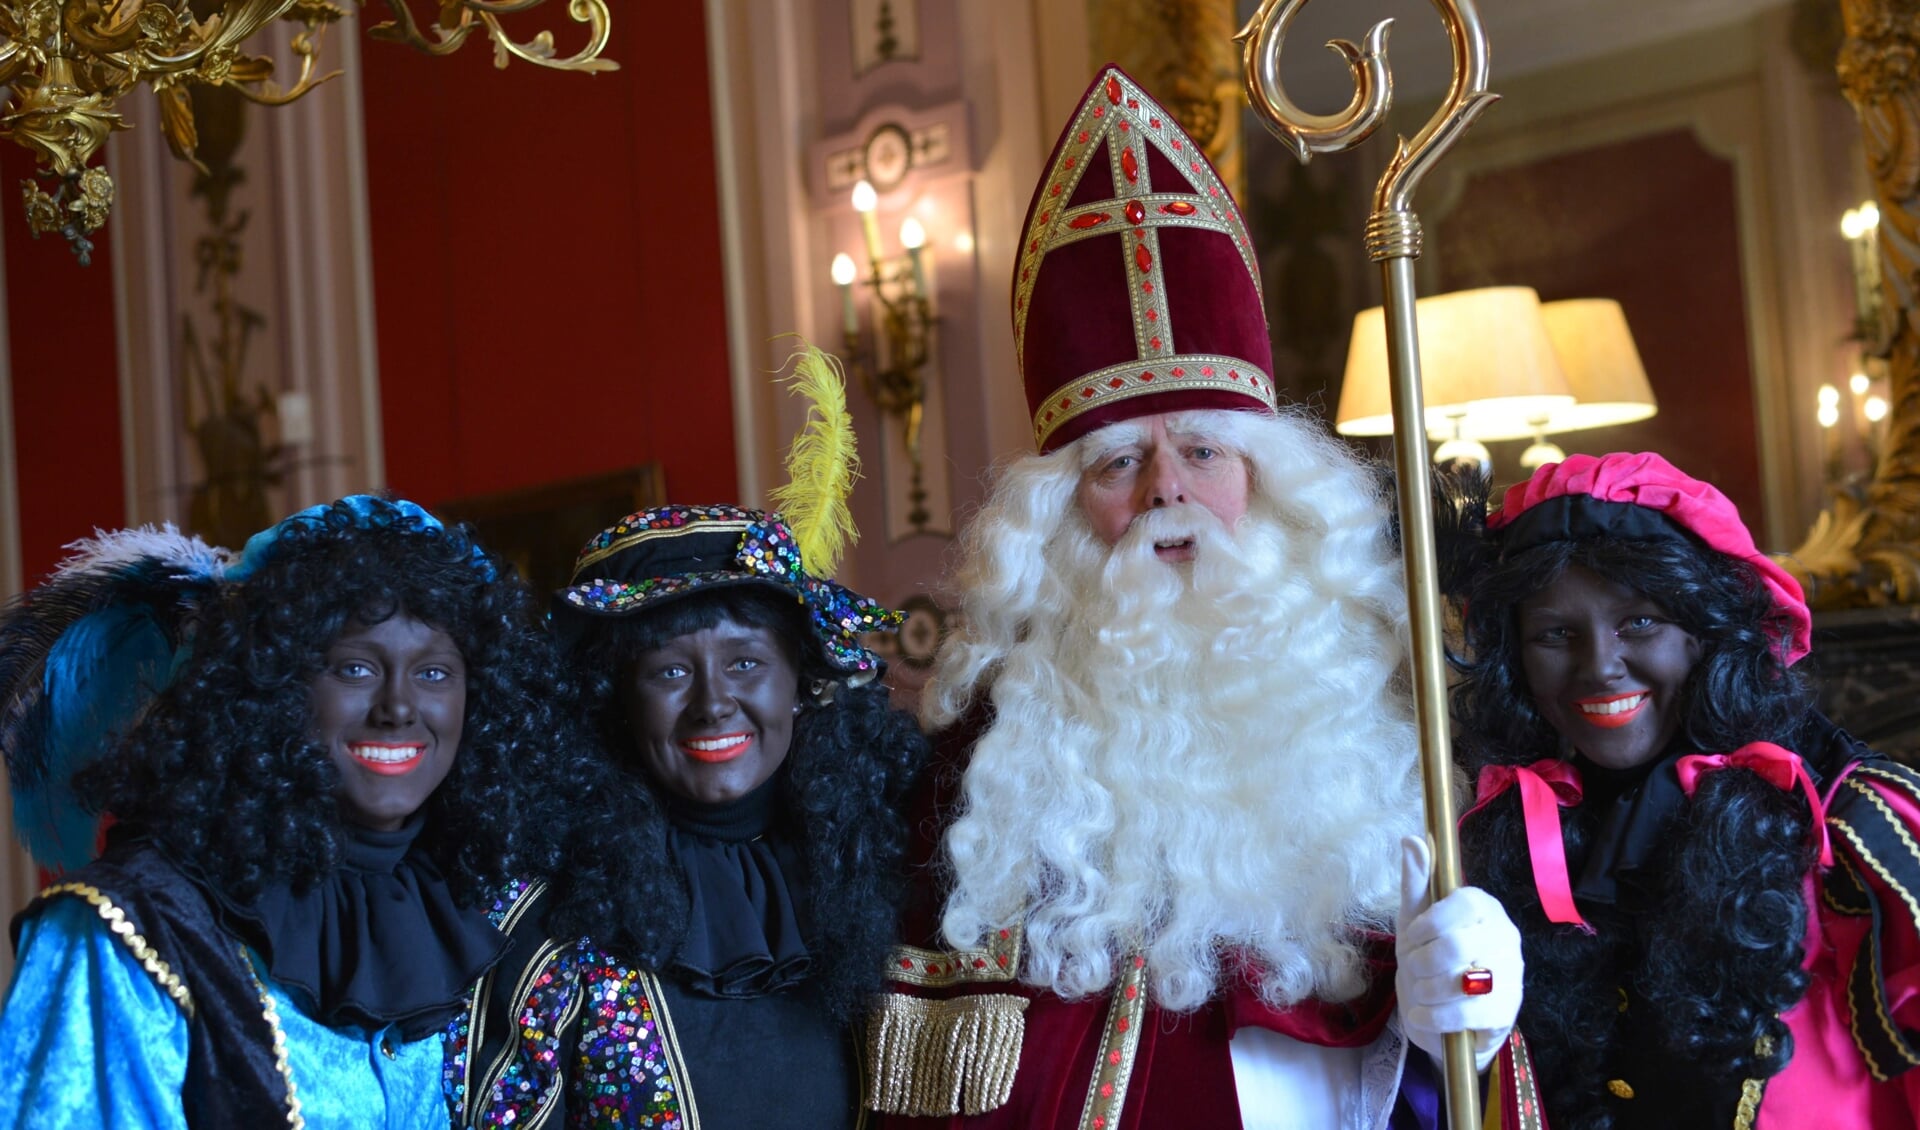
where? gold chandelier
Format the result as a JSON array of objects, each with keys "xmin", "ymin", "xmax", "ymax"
[{"xmin": 0, "ymin": 0, "xmax": 615, "ymax": 264}]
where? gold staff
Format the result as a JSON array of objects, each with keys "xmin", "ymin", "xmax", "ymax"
[{"xmin": 1239, "ymin": 1, "xmax": 1498, "ymax": 1125}]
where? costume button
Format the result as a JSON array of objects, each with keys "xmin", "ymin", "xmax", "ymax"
[
  {"xmin": 1607, "ymin": 1079, "xmax": 1633, "ymax": 1099},
  {"xmin": 381, "ymin": 1037, "xmax": 397, "ymax": 1060}
]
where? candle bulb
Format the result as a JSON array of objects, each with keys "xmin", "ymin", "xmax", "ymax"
[
  {"xmin": 831, "ymin": 253, "xmax": 859, "ymax": 338},
  {"xmin": 851, "ymin": 180, "xmax": 882, "ymax": 269},
  {"xmin": 899, "ymin": 216, "xmax": 928, "ymax": 297}
]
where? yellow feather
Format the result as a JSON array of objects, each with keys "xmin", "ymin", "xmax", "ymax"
[{"xmin": 768, "ymin": 340, "xmax": 860, "ymax": 576}]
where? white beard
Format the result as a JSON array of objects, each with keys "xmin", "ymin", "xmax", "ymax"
[{"xmin": 929, "ymin": 412, "xmax": 1424, "ymax": 1013}]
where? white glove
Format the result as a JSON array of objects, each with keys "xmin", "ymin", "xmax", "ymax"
[{"xmin": 1393, "ymin": 833, "xmax": 1523, "ymax": 1073}]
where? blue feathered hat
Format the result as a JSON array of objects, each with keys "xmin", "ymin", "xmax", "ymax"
[{"xmin": 0, "ymin": 495, "xmax": 476, "ymax": 873}]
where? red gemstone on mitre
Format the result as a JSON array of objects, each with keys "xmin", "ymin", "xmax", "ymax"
[
  {"xmin": 1121, "ymin": 147, "xmax": 1138, "ymax": 183},
  {"xmin": 1070, "ymin": 212, "xmax": 1111, "ymax": 229},
  {"xmin": 1229, "ymin": 370, "xmax": 1240, "ymax": 380},
  {"xmin": 1109, "ymin": 1050, "xmax": 1122, "ymax": 1064},
  {"xmin": 1127, "ymin": 99, "xmax": 1139, "ymax": 109},
  {"xmin": 1038, "ymin": 211, "xmax": 1050, "ymax": 223},
  {"xmin": 1135, "ymin": 244, "xmax": 1153, "ymax": 272},
  {"xmin": 1172, "ymin": 139, "xmax": 1183, "ymax": 151},
  {"xmin": 973, "ymin": 958, "xmax": 987, "ymax": 968},
  {"xmin": 1106, "ymin": 75, "xmax": 1122, "ymax": 104},
  {"xmin": 997, "ymin": 954, "xmax": 1009, "ymax": 966},
  {"xmin": 1150, "ymin": 336, "xmax": 1162, "ymax": 349},
  {"xmin": 899, "ymin": 958, "xmax": 913, "ymax": 969},
  {"xmin": 1201, "ymin": 365, "xmax": 1213, "ymax": 375},
  {"xmin": 1081, "ymin": 387, "xmax": 1096, "ymax": 398},
  {"xmin": 1093, "ymin": 105, "xmax": 1105, "ymax": 118},
  {"xmin": 1108, "ymin": 377, "xmax": 1125, "ymax": 389},
  {"xmin": 1171, "ymin": 367, "xmax": 1185, "ymax": 377},
  {"xmin": 1146, "ymin": 310, "xmax": 1158, "ymax": 322},
  {"xmin": 1065, "ymin": 157, "xmax": 1077, "ymax": 169},
  {"xmin": 1161, "ymin": 201, "xmax": 1196, "ymax": 216},
  {"xmin": 1139, "ymin": 371, "xmax": 1155, "ymax": 382},
  {"xmin": 1125, "ymin": 200, "xmax": 1145, "ymax": 225},
  {"xmin": 1059, "ymin": 398, "xmax": 1072, "ymax": 410},
  {"xmin": 1150, "ymin": 117, "xmax": 1162, "ymax": 128},
  {"xmin": 1078, "ymin": 130, "xmax": 1090, "ymax": 143},
  {"xmin": 1050, "ymin": 184, "xmax": 1062, "ymax": 196},
  {"xmin": 1117, "ymin": 1017, "xmax": 1130, "ymax": 1032},
  {"xmin": 1119, "ymin": 120, "xmax": 1130, "ymax": 132},
  {"xmin": 1134, "ymin": 956, "xmax": 1146, "ymax": 968},
  {"xmin": 1000, "ymin": 929, "xmax": 1011, "ymax": 939},
  {"xmin": 1101, "ymin": 1083, "xmax": 1114, "ymax": 1098},
  {"xmin": 1191, "ymin": 160, "xmax": 1202, "ymax": 172}
]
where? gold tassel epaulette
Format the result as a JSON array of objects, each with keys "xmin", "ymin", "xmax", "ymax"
[{"xmin": 864, "ymin": 991, "xmax": 1028, "ymax": 1117}]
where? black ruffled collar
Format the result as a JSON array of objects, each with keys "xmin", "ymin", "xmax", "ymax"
[
  {"xmin": 663, "ymin": 777, "xmax": 812, "ymax": 998},
  {"xmin": 1567, "ymin": 712, "xmax": 1873, "ymax": 913},
  {"xmin": 202, "ymin": 815, "xmax": 508, "ymax": 1040},
  {"xmin": 1569, "ymin": 752, "xmax": 1687, "ymax": 913}
]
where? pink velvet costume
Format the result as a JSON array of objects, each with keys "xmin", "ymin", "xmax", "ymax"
[{"xmin": 1465, "ymin": 453, "xmax": 1920, "ymax": 1128}]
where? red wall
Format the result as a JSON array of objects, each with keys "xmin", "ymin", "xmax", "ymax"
[
  {"xmin": 1433, "ymin": 129, "xmax": 1763, "ymax": 523},
  {"xmin": 2, "ymin": 144, "xmax": 124, "ymax": 586},
  {"xmin": 359, "ymin": 9, "xmax": 736, "ymax": 508}
]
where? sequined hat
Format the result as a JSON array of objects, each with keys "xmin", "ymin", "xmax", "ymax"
[
  {"xmin": 553, "ymin": 504, "xmax": 903, "ymax": 678},
  {"xmin": 1014, "ymin": 65, "xmax": 1276, "ymax": 454}
]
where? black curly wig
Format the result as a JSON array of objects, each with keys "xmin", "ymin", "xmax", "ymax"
[
  {"xmin": 546, "ymin": 585, "xmax": 925, "ymax": 1021},
  {"xmin": 76, "ymin": 498, "xmax": 583, "ymax": 907},
  {"xmin": 1447, "ymin": 499, "xmax": 1817, "ymax": 1130}
]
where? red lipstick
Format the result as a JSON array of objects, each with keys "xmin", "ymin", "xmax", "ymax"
[
  {"xmin": 680, "ymin": 732, "xmax": 752, "ymax": 764},
  {"xmin": 1572, "ymin": 691, "xmax": 1648, "ymax": 730}
]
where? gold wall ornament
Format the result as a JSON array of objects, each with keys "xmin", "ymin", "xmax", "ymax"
[
  {"xmin": 0, "ymin": 0, "xmax": 617, "ymax": 264},
  {"xmin": 1240, "ymin": 1, "xmax": 1496, "ymax": 1126},
  {"xmin": 1089, "ymin": 0, "xmax": 1246, "ymax": 202},
  {"xmin": 1789, "ymin": 0, "xmax": 1920, "ymax": 606}
]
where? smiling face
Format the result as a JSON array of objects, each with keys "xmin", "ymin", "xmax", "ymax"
[
  {"xmin": 1516, "ymin": 564, "xmax": 1703, "ymax": 771},
  {"xmin": 622, "ymin": 613, "xmax": 801, "ymax": 805},
  {"xmin": 1076, "ymin": 413, "xmax": 1250, "ymax": 561},
  {"xmin": 312, "ymin": 612, "xmax": 467, "ymax": 831}
]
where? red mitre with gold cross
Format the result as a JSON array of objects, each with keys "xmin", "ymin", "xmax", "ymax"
[{"xmin": 1015, "ymin": 65, "xmax": 1276, "ymax": 455}]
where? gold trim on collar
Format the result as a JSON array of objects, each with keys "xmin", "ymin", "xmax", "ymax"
[
  {"xmin": 1078, "ymin": 955, "xmax": 1147, "ymax": 1130},
  {"xmin": 887, "ymin": 923, "xmax": 1023, "ymax": 988},
  {"xmin": 1735, "ymin": 1076, "xmax": 1765, "ymax": 1129},
  {"xmin": 1832, "ymin": 811, "xmax": 1920, "ymax": 1079},
  {"xmin": 39, "ymin": 881, "xmax": 195, "ymax": 1020},
  {"xmin": 573, "ymin": 521, "xmax": 752, "ymax": 575},
  {"xmin": 243, "ymin": 946, "xmax": 306, "ymax": 1129},
  {"xmin": 1032, "ymin": 354, "xmax": 1277, "ymax": 449}
]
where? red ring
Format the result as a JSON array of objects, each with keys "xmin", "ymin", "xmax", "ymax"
[{"xmin": 1461, "ymin": 967, "xmax": 1495, "ymax": 996}]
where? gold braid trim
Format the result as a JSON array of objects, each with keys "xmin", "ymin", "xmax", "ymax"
[
  {"xmin": 242, "ymin": 947, "xmax": 305, "ymax": 1129},
  {"xmin": 38, "ymin": 882, "xmax": 194, "ymax": 1020},
  {"xmin": 863, "ymin": 992, "xmax": 1028, "ymax": 1117},
  {"xmin": 1734, "ymin": 1076, "xmax": 1766, "ymax": 1129}
]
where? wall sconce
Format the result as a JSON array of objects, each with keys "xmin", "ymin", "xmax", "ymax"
[
  {"xmin": 1842, "ymin": 200, "xmax": 1884, "ymax": 341},
  {"xmin": 831, "ymin": 178, "xmax": 936, "ymax": 532}
]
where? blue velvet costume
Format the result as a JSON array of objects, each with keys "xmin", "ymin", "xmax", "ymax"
[{"xmin": 0, "ymin": 874, "xmax": 453, "ymax": 1129}]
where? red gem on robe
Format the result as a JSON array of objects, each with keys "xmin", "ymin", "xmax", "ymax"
[
  {"xmin": 1161, "ymin": 201, "xmax": 1196, "ymax": 216},
  {"xmin": 1125, "ymin": 200, "xmax": 1145, "ymax": 225},
  {"xmin": 1121, "ymin": 147, "xmax": 1139, "ymax": 183},
  {"xmin": 1135, "ymin": 243, "xmax": 1153, "ymax": 272},
  {"xmin": 1070, "ymin": 213, "xmax": 1111, "ymax": 229},
  {"xmin": 1106, "ymin": 75, "xmax": 1122, "ymax": 104}
]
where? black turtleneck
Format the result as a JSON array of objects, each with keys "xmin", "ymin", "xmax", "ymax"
[
  {"xmin": 200, "ymin": 814, "xmax": 508, "ymax": 1041},
  {"xmin": 655, "ymin": 776, "xmax": 856, "ymax": 1128}
]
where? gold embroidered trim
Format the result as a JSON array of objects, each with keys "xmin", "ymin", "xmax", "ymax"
[
  {"xmin": 1078, "ymin": 955, "xmax": 1147, "ymax": 1130},
  {"xmin": 1502, "ymin": 1031, "xmax": 1548, "ymax": 1130},
  {"xmin": 474, "ymin": 937, "xmax": 567, "ymax": 1115},
  {"xmin": 39, "ymin": 882, "xmax": 194, "ymax": 1020},
  {"xmin": 638, "ymin": 970, "xmax": 702, "ymax": 1130},
  {"xmin": 1823, "ymin": 854, "xmax": 1872, "ymax": 916},
  {"xmin": 1012, "ymin": 68, "xmax": 1262, "ymax": 364},
  {"xmin": 863, "ymin": 992, "xmax": 1028, "ymax": 1116},
  {"xmin": 574, "ymin": 521, "xmax": 751, "ymax": 573},
  {"xmin": 460, "ymin": 879, "xmax": 549, "ymax": 1122},
  {"xmin": 887, "ymin": 924, "xmax": 1023, "ymax": 988},
  {"xmin": 243, "ymin": 947, "xmax": 305, "ymax": 1129},
  {"xmin": 1734, "ymin": 1076, "xmax": 1765, "ymax": 1129},
  {"xmin": 1032, "ymin": 354, "xmax": 1278, "ymax": 449},
  {"xmin": 1830, "ymin": 814, "xmax": 1920, "ymax": 1079}
]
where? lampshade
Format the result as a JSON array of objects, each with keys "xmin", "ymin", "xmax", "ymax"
[
  {"xmin": 1336, "ymin": 286, "xmax": 1575, "ymax": 441},
  {"xmin": 1534, "ymin": 299, "xmax": 1657, "ymax": 431}
]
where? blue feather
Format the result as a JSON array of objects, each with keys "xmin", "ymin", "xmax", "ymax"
[{"xmin": 22, "ymin": 604, "xmax": 174, "ymax": 871}]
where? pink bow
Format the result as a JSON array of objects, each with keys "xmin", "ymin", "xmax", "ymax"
[
  {"xmin": 1676, "ymin": 742, "xmax": 1832, "ymax": 868},
  {"xmin": 1464, "ymin": 760, "xmax": 1592, "ymax": 931}
]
